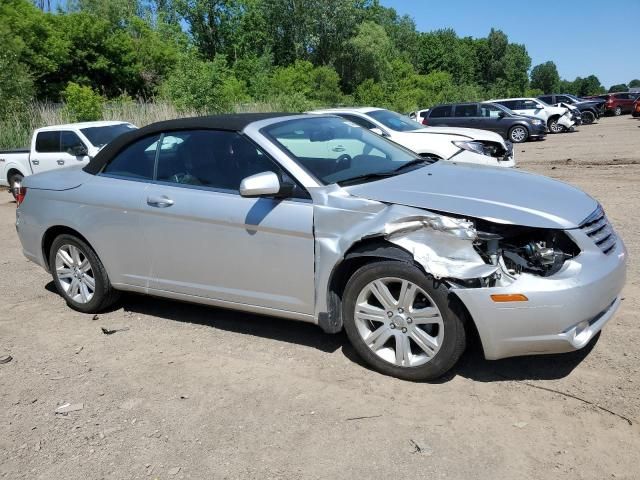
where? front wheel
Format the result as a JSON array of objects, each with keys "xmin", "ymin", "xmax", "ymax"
[
  {"xmin": 509, "ymin": 125, "xmax": 529, "ymax": 143},
  {"xmin": 49, "ymin": 234, "xmax": 120, "ymax": 313},
  {"xmin": 342, "ymin": 261, "xmax": 467, "ymax": 381},
  {"xmin": 548, "ymin": 117, "xmax": 563, "ymax": 133},
  {"xmin": 8, "ymin": 172, "xmax": 23, "ymax": 201},
  {"xmin": 581, "ymin": 110, "xmax": 596, "ymax": 125}
]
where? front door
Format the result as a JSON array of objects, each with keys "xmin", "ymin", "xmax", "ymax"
[
  {"xmin": 141, "ymin": 129, "xmax": 316, "ymax": 315},
  {"xmin": 31, "ymin": 130, "xmax": 89, "ymax": 174}
]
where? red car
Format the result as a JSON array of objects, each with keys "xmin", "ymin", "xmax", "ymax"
[
  {"xmin": 587, "ymin": 93, "xmax": 637, "ymax": 116},
  {"xmin": 633, "ymin": 98, "xmax": 640, "ymax": 117}
]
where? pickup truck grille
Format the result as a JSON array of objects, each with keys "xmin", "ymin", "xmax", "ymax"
[{"xmin": 580, "ymin": 206, "xmax": 616, "ymax": 254}]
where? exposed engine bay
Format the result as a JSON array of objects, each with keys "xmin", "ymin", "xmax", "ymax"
[{"xmin": 473, "ymin": 219, "xmax": 581, "ymax": 280}]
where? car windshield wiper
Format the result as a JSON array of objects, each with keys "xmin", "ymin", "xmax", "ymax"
[
  {"xmin": 337, "ymin": 159, "xmax": 432, "ymax": 186},
  {"xmin": 388, "ymin": 158, "xmax": 434, "ymax": 174}
]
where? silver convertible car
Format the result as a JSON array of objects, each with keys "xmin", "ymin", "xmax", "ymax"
[{"xmin": 15, "ymin": 114, "xmax": 627, "ymax": 380}]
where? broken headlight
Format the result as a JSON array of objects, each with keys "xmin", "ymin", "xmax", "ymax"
[{"xmin": 452, "ymin": 140, "xmax": 504, "ymax": 158}]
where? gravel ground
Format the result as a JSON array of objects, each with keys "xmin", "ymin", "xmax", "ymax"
[{"xmin": 1, "ymin": 115, "xmax": 639, "ymax": 480}]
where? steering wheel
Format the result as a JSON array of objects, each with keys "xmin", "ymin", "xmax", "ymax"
[
  {"xmin": 169, "ymin": 172, "xmax": 189, "ymax": 184},
  {"xmin": 335, "ymin": 153, "xmax": 352, "ymax": 170}
]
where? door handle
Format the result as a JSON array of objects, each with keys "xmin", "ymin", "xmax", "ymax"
[
  {"xmin": 57, "ymin": 160, "xmax": 65, "ymax": 165},
  {"xmin": 332, "ymin": 146, "xmax": 346, "ymax": 152},
  {"xmin": 32, "ymin": 160, "xmax": 40, "ymax": 165},
  {"xmin": 147, "ymin": 195, "xmax": 174, "ymax": 208}
]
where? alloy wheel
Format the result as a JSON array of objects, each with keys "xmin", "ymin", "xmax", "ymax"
[
  {"xmin": 511, "ymin": 127, "xmax": 526, "ymax": 142},
  {"xmin": 549, "ymin": 120, "xmax": 563, "ymax": 133},
  {"xmin": 55, "ymin": 244, "xmax": 96, "ymax": 304},
  {"xmin": 353, "ymin": 277, "xmax": 444, "ymax": 368}
]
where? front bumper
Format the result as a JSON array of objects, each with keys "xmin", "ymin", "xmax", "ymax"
[
  {"xmin": 453, "ymin": 230, "xmax": 627, "ymax": 360},
  {"xmin": 529, "ymin": 123, "xmax": 548, "ymax": 139},
  {"xmin": 558, "ymin": 115, "xmax": 575, "ymax": 130},
  {"xmin": 450, "ymin": 149, "xmax": 515, "ymax": 168}
]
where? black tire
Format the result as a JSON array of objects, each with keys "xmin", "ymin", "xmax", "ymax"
[
  {"xmin": 48, "ymin": 234, "xmax": 120, "ymax": 313},
  {"xmin": 581, "ymin": 110, "xmax": 596, "ymax": 125},
  {"xmin": 342, "ymin": 261, "xmax": 467, "ymax": 381},
  {"xmin": 508, "ymin": 125, "xmax": 529, "ymax": 143},
  {"xmin": 8, "ymin": 172, "xmax": 23, "ymax": 201},
  {"xmin": 547, "ymin": 116, "xmax": 563, "ymax": 133},
  {"xmin": 614, "ymin": 106, "xmax": 622, "ymax": 116}
]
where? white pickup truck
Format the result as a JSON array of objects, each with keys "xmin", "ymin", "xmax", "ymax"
[{"xmin": 1, "ymin": 121, "xmax": 137, "ymax": 198}]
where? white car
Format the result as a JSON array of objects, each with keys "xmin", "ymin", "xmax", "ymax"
[
  {"xmin": 309, "ymin": 108, "xmax": 515, "ymax": 168},
  {"xmin": 0, "ymin": 121, "xmax": 137, "ymax": 197},
  {"xmin": 490, "ymin": 98, "xmax": 575, "ymax": 133}
]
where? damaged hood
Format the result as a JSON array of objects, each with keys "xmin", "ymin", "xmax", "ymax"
[
  {"xmin": 417, "ymin": 126, "xmax": 506, "ymax": 144},
  {"xmin": 343, "ymin": 162, "xmax": 597, "ymax": 229}
]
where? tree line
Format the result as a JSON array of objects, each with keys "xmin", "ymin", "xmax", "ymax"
[{"xmin": 0, "ymin": 0, "xmax": 630, "ymax": 123}]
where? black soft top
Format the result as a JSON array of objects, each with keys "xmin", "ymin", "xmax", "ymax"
[{"xmin": 84, "ymin": 113, "xmax": 294, "ymax": 174}]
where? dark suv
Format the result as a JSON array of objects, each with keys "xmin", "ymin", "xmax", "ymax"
[
  {"xmin": 585, "ymin": 93, "xmax": 637, "ymax": 115},
  {"xmin": 537, "ymin": 94, "xmax": 603, "ymax": 125},
  {"xmin": 423, "ymin": 102, "xmax": 547, "ymax": 143}
]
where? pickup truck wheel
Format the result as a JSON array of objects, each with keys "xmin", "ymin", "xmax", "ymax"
[
  {"xmin": 614, "ymin": 106, "xmax": 622, "ymax": 116},
  {"xmin": 581, "ymin": 111, "xmax": 596, "ymax": 125},
  {"xmin": 49, "ymin": 234, "xmax": 120, "ymax": 313},
  {"xmin": 508, "ymin": 126, "xmax": 528, "ymax": 143},
  {"xmin": 342, "ymin": 261, "xmax": 466, "ymax": 381},
  {"xmin": 8, "ymin": 173, "xmax": 23, "ymax": 200}
]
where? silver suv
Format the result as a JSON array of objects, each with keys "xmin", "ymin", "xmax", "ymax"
[{"xmin": 15, "ymin": 114, "xmax": 626, "ymax": 380}]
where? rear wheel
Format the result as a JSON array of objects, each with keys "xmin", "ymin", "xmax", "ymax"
[
  {"xmin": 581, "ymin": 110, "xmax": 596, "ymax": 125},
  {"xmin": 8, "ymin": 172, "xmax": 23, "ymax": 201},
  {"xmin": 614, "ymin": 106, "xmax": 622, "ymax": 116},
  {"xmin": 342, "ymin": 261, "xmax": 467, "ymax": 381},
  {"xmin": 508, "ymin": 125, "xmax": 529, "ymax": 143},
  {"xmin": 49, "ymin": 234, "xmax": 120, "ymax": 313}
]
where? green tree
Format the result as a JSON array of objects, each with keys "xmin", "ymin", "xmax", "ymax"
[
  {"xmin": 503, "ymin": 43, "xmax": 531, "ymax": 96},
  {"xmin": 160, "ymin": 52, "xmax": 248, "ymax": 112},
  {"xmin": 530, "ymin": 61, "xmax": 560, "ymax": 93},
  {"xmin": 608, "ymin": 83, "xmax": 628, "ymax": 93},
  {"xmin": 629, "ymin": 79, "xmax": 640, "ymax": 88},
  {"xmin": 343, "ymin": 21, "xmax": 393, "ymax": 90},
  {"xmin": 62, "ymin": 82, "xmax": 104, "ymax": 121}
]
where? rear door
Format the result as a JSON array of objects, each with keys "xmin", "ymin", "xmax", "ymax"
[
  {"xmin": 31, "ymin": 130, "xmax": 89, "ymax": 174},
  {"xmin": 425, "ymin": 105, "xmax": 453, "ymax": 126},
  {"xmin": 141, "ymin": 129, "xmax": 315, "ymax": 315},
  {"xmin": 478, "ymin": 103, "xmax": 508, "ymax": 135},
  {"xmin": 450, "ymin": 104, "xmax": 479, "ymax": 128}
]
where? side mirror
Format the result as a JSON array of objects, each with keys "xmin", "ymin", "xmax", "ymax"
[
  {"xmin": 370, "ymin": 127, "xmax": 388, "ymax": 137},
  {"xmin": 239, "ymin": 171, "xmax": 293, "ymax": 198},
  {"xmin": 535, "ymin": 104, "xmax": 544, "ymax": 109},
  {"xmin": 498, "ymin": 111, "xmax": 506, "ymax": 118},
  {"xmin": 70, "ymin": 145, "xmax": 88, "ymax": 157}
]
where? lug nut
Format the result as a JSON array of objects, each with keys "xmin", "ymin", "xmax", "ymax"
[
  {"xmin": 390, "ymin": 323, "xmax": 396, "ymax": 329},
  {"xmin": 387, "ymin": 311, "xmax": 393, "ymax": 318},
  {"xmin": 407, "ymin": 318, "xmax": 413, "ymax": 324},
  {"xmin": 398, "ymin": 308, "xmax": 404, "ymax": 313},
  {"xmin": 401, "ymin": 327, "xmax": 407, "ymax": 333}
]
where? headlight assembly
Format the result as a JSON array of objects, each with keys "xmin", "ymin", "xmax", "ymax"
[{"xmin": 452, "ymin": 140, "xmax": 489, "ymax": 156}]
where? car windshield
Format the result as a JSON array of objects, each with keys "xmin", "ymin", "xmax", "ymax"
[
  {"xmin": 486, "ymin": 102, "xmax": 515, "ymax": 115},
  {"xmin": 263, "ymin": 116, "xmax": 430, "ymax": 185},
  {"xmin": 80, "ymin": 124, "xmax": 137, "ymax": 148},
  {"xmin": 566, "ymin": 94, "xmax": 583, "ymax": 102},
  {"xmin": 367, "ymin": 109, "xmax": 425, "ymax": 132}
]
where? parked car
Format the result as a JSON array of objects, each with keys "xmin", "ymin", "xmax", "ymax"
[
  {"xmin": 585, "ymin": 93, "xmax": 636, "ymax": 116},
  {"xmin": 537, "ymin": 94, "xmax": 603, "ymax": 125},
  {"xmin": 422, "ymin": 102, "xmax": 547, "ymax": 143},
  {"xmin": 408, "ymin": 109, "xmax": 430, "ymax": 123},
  {"xmin": 16, "ymin": 113, "xmax": 627, "ymax": 380},
  {"xmin": 633, "ymin": 98, "xmax": 640, "ymax": 117},
  {"xmin": 0, "ymin": 121, "xmax": 137, "ymax": 199},
  {"xmin": 309, "ymin": 107, "xmax": 515, "ymax": 167},
  {"xmin": 490, "ymin": 97, "xmax": 575, "ymax": 133}
]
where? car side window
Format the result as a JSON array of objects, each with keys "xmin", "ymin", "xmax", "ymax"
[
  {"xmin": 429, "ymin": 106, "xmax": 452, "ymax": 118},
  {"xmin": 539, "ymin": 96, "xmax": 554, "ymax": 104},
  {"xmin": 521, "ymin": 100, "xmax": 539, "ymax": 109},
  {"xmin": 556, "ymin": 95, "xmax": 572, "ymax": 103},
  {"xmin": 480, "ymin": 104, "xmax": 502, "ymax": 118},
  {"xmin": 453, "ymin": 104, "xmax": 478, "ymax": 117},
  {"xmin": 338, "ymin": 114, "xmax": 377, "ymax": 130},
  {"xmin": 35, "ymin": 131, "xmax": 61, "ymax": 153},
  {"xmin": 60, "ymin": 131, "xmax": 85, "ymax": 154},
  {"xmin": 101, "ymin": 134, "xmax": 161, "ymax": 180},
  {"xmin": 155, "ymin": 129, "xmax": 309, "ymax": 198},
  {"xmin": 500, "ymin": 100, "xmax": 517, "ymax": 110}
]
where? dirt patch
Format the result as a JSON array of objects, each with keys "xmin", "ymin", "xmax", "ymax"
[{"xmin": 1, "ymin": 115, "xmax": 639, "ymax": 479}]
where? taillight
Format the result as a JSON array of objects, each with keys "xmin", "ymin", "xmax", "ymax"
[
  {"xmin": 422, "ymin": 118, "xmax": 428, "ymax": 125},
  {"xmin": 15, "ymin": 187, "xmax": 27, "ymax": 206}
]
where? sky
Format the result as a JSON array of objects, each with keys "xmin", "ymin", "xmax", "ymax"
[{"xmin": 380, "ymin": 0, "xmax": 639, "ymax": 89}]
